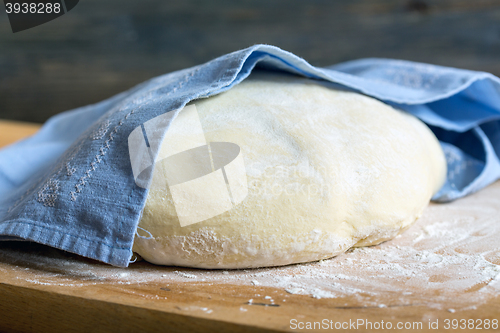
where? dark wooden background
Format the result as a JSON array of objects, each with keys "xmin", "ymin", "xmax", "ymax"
[{"xmin": 1, "ymin": 0, "xmax": 500, "ymax": 123}]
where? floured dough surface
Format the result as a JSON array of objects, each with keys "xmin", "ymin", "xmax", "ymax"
[{"xmin": 132, "ymin": 71, "xmax": 446, "ymax": 269}]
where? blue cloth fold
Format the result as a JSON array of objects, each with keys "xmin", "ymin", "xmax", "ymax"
[{"xmin": 1, "ymin": 45, "xmax": 499, "ymax": 266}]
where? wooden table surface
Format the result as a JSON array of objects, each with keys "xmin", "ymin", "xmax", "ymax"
[{"xmin": 0, "ymin": 120, "xmax": 499, "ymax": 333}]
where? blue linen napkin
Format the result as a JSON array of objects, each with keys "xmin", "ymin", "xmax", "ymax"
[{"xmin": 1, "ymin": 45, "xmax": 499, "ymax": 267}]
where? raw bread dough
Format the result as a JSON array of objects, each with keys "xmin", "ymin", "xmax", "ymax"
[{"xmin": 132, "ymin": 71, "xmax": 447, "ymax": 269}]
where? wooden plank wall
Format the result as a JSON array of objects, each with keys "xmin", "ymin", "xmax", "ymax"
[{"xmin": 1, "ymin": 0, "xmax": 499, "ymax": 123}]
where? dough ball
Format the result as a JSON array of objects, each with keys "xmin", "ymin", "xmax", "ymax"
[{"xmin": 132, "ymin": 71, "xmax": 446, "ymax": 269}]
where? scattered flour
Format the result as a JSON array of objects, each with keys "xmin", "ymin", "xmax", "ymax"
[{"xmin": 174, "ymin": 271, "xmax": 198, "ymax": 279}]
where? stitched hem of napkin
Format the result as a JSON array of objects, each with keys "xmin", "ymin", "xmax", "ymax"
[{"xmin": 0, "ymin": 219, "xmax": 132, "ymax": 267}]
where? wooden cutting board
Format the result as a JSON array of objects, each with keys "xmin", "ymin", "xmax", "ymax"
[{"xmin": 1, "ymin": 120, "xmax": 499, "ymax": 333}]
